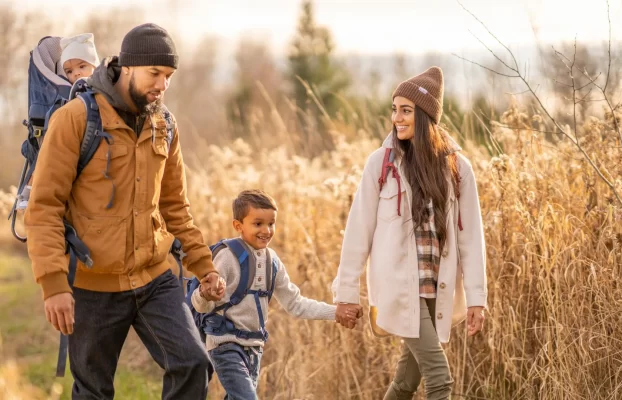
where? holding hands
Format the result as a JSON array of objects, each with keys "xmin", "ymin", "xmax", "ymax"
[
  {"xmin": 336, "ymin": 303, "xmax": 363, "ymax": 329},
  {"xmin": 199, "ymin": 271, "xmax": 226, "ymax": 301}
]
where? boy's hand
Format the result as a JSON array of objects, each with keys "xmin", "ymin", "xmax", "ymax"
[{"xmin": 200, "ymin": 272, "xmax": 226, "ymax": 301}]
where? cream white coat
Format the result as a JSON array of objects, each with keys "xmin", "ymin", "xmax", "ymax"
[{"xmin": 332, "ymin": 133, "xmax": 487, "ymax": 342}]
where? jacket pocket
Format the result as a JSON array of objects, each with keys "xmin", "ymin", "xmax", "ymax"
[
  {"xmin": 76, "ymin": 214, "xmax": 127, "ymax": 274},
  {"xmin": 78, "ymin": 144, "xmax": 129, "ymax": 186},
  {"xmin": 91, "ymin": 144, "xmax": 129, "ymax": 160},
  {"xmin": 151, "ymin": 211, "xmax": 175, "ymax": 265},
  {"xmin": 151, "ymin": 132, "xmax": 170, "ymax": 158},
  {"xmin": 377, "ymin": 178, "xmax": 406, "ymax": 222}
]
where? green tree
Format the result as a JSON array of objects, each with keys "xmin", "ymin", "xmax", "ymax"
[{"xmin": 287, "ymin": 0, "xmax": 350, "ymax": 119}]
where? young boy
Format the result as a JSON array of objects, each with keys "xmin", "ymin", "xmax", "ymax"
[
  {"xmin": 191, "ymin": 190, "xmax": 361, "ymax": 399},
  {"xmin": 59, "ymin": 33, "xmax": 100, "ymax": 84}
]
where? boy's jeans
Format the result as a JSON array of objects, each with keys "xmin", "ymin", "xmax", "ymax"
[
  {"xmin": 69, "ymin": 270, "xmax": 212, "ymax": 399},
  {"xmin": 208, "ymin": 342, "xmax": 263, "ymax": 400}
]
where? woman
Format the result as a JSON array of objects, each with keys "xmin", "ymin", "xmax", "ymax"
[{"xmin": 332, "ymin": 67, "xmax": 487, "ymax": 400}]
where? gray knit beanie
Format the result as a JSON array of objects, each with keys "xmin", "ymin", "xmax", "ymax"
[{"xmin": 119, "ymin": 23, "xmax": 179, "ymax": 69}]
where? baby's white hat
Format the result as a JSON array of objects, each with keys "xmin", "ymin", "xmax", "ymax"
[{"xmin": 60, "ymin": 33, "xmax": 100, "ymax": 68}]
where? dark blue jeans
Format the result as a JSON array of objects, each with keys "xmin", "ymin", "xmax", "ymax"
[
  {"xmin": 69, "ymin": 270, "xmax": 212, "ymax": 399},
  {"xmin": 208, "ymin": 342, "xmax": 263, "ymax": 400}
]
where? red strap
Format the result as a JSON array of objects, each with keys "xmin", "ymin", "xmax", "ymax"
[
  {"xmin": 379, "ymin": 149, "xmax": 463, "ymax": 229},
  {"xmin": 390, "ymin": 165, "xmax": 402, "ymax": 216},
  {"xmin": 378, "ymin": 148, "xmax": 402, "ymax": 216},
  {"xmin": 378, "ymin": 148, "xmax": 392, "ymax": 191}
]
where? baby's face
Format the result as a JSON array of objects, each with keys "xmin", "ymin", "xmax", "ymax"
[{"xmin": 63, "ymin": 59, "xmax": 95, "ymax": 84}]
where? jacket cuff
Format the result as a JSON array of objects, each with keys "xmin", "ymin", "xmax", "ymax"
[
  {"xmin": 39, "ymin": 271, "xmax": 72, "ymax": 300},
  {"xmin": 334, "ymin": 286, "xmax": 360, "ymax": 304},
  {"xmin": 187, "ymin": 257, "xmax": 216, "ymax": 279},
  {"xmin": 466, "ymin": 292, "xmax": 488, "ymax": 309}
]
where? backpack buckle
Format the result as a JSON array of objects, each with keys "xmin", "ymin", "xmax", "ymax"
[{"xmin": 33, "ymin": 128, "xmax": 42, "ymax": 138}]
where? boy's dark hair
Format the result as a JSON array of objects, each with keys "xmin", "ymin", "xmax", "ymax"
[{"xmin": 232, "ymin": 190, "xmax": 278, "ymax": 222}]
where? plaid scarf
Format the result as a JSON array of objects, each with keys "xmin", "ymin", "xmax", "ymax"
[{"xmin": 417, "ymin": 199, "xmax": 441, "ymax": 298}]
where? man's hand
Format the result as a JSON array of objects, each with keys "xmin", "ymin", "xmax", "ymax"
[
  {"xmin": 44, "ymin": 293, "xmax": 75, "ymax": 335},
  {"xmin": 467, "ymin": 306, "xmax": 485, "ymax": 336},
  {"xmin": 336, "ymin": 303, "xmax": 363, "ymax": 329},
  {"xmin": 199, "ymin": 272, "xmax": 226, "ymax": 301}
]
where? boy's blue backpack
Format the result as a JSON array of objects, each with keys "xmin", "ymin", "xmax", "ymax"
[
  {"xmin": 184, "ymin": 238, "xmax": 280, "ymax": 344},
  {"xmin": 8, "ymin": 36, "xmax": 181, "ymax": 378}
]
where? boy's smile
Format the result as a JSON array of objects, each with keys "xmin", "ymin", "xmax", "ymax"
[{"xmin": 233, "ymin": 207, "xmax": 277, "ymax": 250}]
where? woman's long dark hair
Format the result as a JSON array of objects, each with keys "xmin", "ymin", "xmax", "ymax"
[{"xmin": 392, "ymin": 106, "xmax": 459, "ymax": 250}]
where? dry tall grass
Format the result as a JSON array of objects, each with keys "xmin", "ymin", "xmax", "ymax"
[{"xmin": 1, "ymin": 98, "xmax": 620, "ymax": 399}]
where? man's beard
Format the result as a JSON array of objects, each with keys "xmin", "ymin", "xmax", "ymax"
[{"xmin": 129, "ymin": 75, "xmax": 163, "ymax": 117}]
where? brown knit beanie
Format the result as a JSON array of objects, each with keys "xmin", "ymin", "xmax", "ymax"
[{"xmin": 392, "ymin": 66, "xmax": 444, "ymax": 124}]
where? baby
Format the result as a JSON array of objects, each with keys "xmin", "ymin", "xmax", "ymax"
[{"xmin": 60, "ymin": 33, "xmax": 100, "ymax": 84}]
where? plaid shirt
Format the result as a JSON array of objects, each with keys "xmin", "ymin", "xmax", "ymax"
[{"xmin": 417, "ymin": 200, "xmax": 441, "ymax": 298}]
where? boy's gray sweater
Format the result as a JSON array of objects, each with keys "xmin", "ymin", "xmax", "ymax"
[{"xmin": 191, "ymin": 243, "xmax": 336, "ymax": 350}]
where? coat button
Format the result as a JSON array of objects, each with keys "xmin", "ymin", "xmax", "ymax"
[
  {"xmin": 131, "ymin": 282, "xmax": 136, "ymax": 287},
  {"xmin": 439, "ymin": 282, "xmax": 446, "ymax": 289},
  {"xmin": 442, "ymin": 249, "xmax": 449, "ymax": 257},
  {"xmin": 437, "ymin": 313, "xmax": 443, "ymax": 320},
  {"xmin": 134, "ymin": 211, "xmax": 139, "ymax": 216},
  {"xmin": 136, "ymin": 177, "xmax": 141, "ymax": 182},
  {"xmin": 96, "ymin": 229, "xmax": 102, "ymax": 234},
  {"xmin": 135, "ymin": 246, "xmax": 139, "ymax": 251}
]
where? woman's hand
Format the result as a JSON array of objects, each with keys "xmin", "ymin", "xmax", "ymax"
[{"xmin": 467, "ymin": 306, "xmax": 485, "ymax": 336}]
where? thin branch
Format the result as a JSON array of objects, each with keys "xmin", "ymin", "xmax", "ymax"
[
  {"xmin": 581, "ymin": 67, "xmax": 622, "ymax": 143},
  {"xmin": 553, "ymin": 48, "xmax": 572, "ymax": 65},
  {"xmin": 576, "ymin": 73, "xmax": 600, "ymax": 91},
  {"xmin": 452, "ymin": 54, "xmax": 520, "ymax": 78},
  {"xmin": 522, "ymin": 74, "xmax": 621, "ymax": 206},
  {"xmin": 571, "ymin": 1, "xmax": 622, "ymax": 145},
  {"xmin": 604, "ymin": 0, "xmax": 612, "ymax": 92},
  {"xmin": 553, "ymin": 79, "xmax": 573, "ymax": 88},
  {"xmin": 456, "ymin": 1, "xmax": 622, "ymax": 206},
  {"xmin": 576, "ymin": 87, "xmax": 595, "ymax": 105},
  {"xmin": 504, "ymin": 88, "xmax": 533, "ymax": 96},
  {"xmin": 457, "ymin": 0, "xmax": 520, "ymax": 71},
  {"xmin": 468, "ymin": 30, "xmax": 517, "ymax": 73}
]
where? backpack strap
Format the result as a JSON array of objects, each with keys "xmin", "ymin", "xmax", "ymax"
[
  {"xmin": 223, "ymin": 238, "xmax": 255, "ymax": 305},
  {"xmin": 76, "ymin": 91, "xmax": 103, "ymax": 177},
  {"xmin": 75, "ymin": 90, "xmax": 116, "ymax": 209},
  {"xmin": 378, "ymin": 148, "xmax": 402, "ymax": 216},
  {"xmin": 160, "ymin": 105, "xmax": 176, "ymax": 153},
  {"xmin": 170, "ymin": 238, "xmax": 186, "ymax": 290},
  {"xmin": 265, "ymin": 249, "xmax": 279, "ymax": 302},
  {"xmin": 246, "ymin": 248, "xmax": 277, "ymax": 341}
]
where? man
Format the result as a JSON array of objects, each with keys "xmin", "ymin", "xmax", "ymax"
[{"xmin": 25, "ymin": 23, "xmax": 223, "ymax": 399}]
